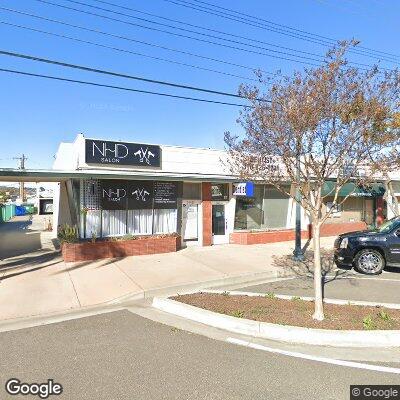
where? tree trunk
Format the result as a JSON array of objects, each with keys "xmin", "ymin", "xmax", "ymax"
[{"xmin": 312, "ymin": 222, "xmax": 324, "ymax": 321}]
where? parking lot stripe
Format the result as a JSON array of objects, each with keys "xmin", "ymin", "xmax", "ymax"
[{"xmin": 227, "ymin": 338, "xmax": 400, "ymax": 374}]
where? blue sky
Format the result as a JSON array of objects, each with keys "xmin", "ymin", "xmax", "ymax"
[{"xmin": 0, "ymin": 0, "xmax": 399, "ymax": 169}]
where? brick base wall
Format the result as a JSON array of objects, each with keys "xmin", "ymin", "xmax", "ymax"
[
  {"xmin": 230, "ymin": 229, "xmax": 310, "ymax": 245},
  {"xmin": 319, "ymin": 221, "xmax": 367, "ymax": 237},
  {"xmin": 230, "ymin": 221, "xmax": 367, "ymax": 245},
  {"xmin": 61, "ymin": 236, "xmax": 181, "ymax": 262}
]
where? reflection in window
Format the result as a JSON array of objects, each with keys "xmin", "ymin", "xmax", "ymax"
[{"xmin": 234, "ymin": 185, "xmax": 289, "ymax": 230}]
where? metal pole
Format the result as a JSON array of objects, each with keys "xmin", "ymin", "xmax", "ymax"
[{"xmin": 293, "ymin": 149, "xmax": 304, "ymax": 261}]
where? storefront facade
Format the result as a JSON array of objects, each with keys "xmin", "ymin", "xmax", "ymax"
[
  {"xmin": 46, "ymin": 134, "xmax": 389, "ymax": 254},
  {"xmin": 52, "ymin": 134, "xmax": 241, "ymax": 248}
]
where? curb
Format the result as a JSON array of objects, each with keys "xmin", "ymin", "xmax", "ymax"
[
  {"xmin": 109, "ymin": 270, "xmax": 282, "ymax": 304},
  {"xmin": 0, "ymin": 270, "xmax": 282, "ymax": 327},
  {"xmin": 152, "ymin": 297, "xmax": 400, "ymax": 348}
]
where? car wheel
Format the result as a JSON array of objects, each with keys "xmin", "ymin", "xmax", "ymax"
[{"xmin": 354, "ymin": 249, "xmax": 385, "ymax": 275}]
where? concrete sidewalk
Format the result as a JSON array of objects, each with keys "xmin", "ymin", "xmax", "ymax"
[{"xmin": 0, "ymin": 235, "xmax": 335, "ymax": 321}]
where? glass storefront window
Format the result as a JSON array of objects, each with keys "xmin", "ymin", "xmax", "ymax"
[
  {"xmin": 79, "ymin": 179, "xmax": 178, "ymax": 238},
  {"xmin": 234, "ymin": 185, "xmax": 289, "ymax": 230}
]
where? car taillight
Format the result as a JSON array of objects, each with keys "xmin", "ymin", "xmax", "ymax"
[{"xmin": 339, "ymin": 237, "xmax": 348, "ymax": 249}]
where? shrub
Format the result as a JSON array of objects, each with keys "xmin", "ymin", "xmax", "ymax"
[
  {"xmin": 378, "ymin": 310, "xmax": 391, "ymax": 322},
  {"xmin": 58, "ymin": 224, "xmax": 79, "ymax": 244},
  {"xmin": 265, "ymin": 292, "xmax": 276, "ymax": 299},
  {"xmin": 231, "ymin": 310, "xmax": 245, "ymax": 318},
  {"xmin": 362, "ymin": 315, "xmax": 376, "ymax": 330}
]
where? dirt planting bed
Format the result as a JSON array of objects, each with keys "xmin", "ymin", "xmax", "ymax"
[{"xmin": 171, "ymin": 293, "xmax": 400, "ymax": 330}]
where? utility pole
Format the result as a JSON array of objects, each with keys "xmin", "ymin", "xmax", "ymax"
[
  {"xmin": 293, "ymin": 143, "xmax": 304, "ymax": 261},
  {"xmin": 13, "ymin": 154, "xmax": 27, "ymax": 202}
]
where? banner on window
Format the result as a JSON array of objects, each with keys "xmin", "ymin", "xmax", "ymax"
[
  {"xmin": 154, "ymin": 182, "xmax": 178, "ymax": 209},
  {"xmin": 101, "ymin": 180, "xmax": 127, "ymax": 210},
  {"xmin": 127, "ymin": 181, "xmax": 154, "ymax": 210},
  {"xmin": 100, "ymin": 180, "xmax": 178, "ymax": 210}
]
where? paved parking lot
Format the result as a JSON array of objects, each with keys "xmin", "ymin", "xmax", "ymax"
[
  {"xmin": 0, "ymin": 310, "xmax": 398, "ymax": 400},
  {"xmin": 226, "ymin": 269, "xmax": 400, "ymax": 304}
]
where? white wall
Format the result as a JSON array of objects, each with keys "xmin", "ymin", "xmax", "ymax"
[{"xmin": 53, "ymin": 134, "xmax": 232, "ymax": 177}]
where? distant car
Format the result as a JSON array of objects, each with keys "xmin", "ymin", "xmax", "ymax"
[{"xmin": 334, "ymin": 217, "xmax": 400, "ymax": 275}]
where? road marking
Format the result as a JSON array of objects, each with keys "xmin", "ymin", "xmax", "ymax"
[{"xmin": 227, "ymin": 338, "xmax": 400, "ymax": 374}]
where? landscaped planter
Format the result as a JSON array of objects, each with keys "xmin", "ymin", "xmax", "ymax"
[{"xmin": 61, "ymin": 235, "xmax": 181, "ymax": 262}]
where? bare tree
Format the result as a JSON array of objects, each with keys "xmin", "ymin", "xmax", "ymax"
[{"xmin": 225, "ymin": 41, "xmax": 400, "ymax": 321}]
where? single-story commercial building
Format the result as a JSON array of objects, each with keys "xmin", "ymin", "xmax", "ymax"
[
  {"xmin": 51, "ymin": 134, "xmax": 387, "ymax": 243},
  {"xmin": 0, "ymin": 133, "xmax": 393, "ymax": 260}
]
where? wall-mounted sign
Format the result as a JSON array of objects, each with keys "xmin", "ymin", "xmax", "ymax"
[
  {"xmin": 154, "ymin": 182, "xmax": 178, "ymax": 209},
  {"xmin": 85, "ymin": 139, "xmax": 161, "ymax": 167},
  {"xmin": 101, "ymin": 180, "xmax": 127, "ymax": 210},
  {"xmin": 233, "ymin": 182, "xmax": 254, "ymax": 197}
]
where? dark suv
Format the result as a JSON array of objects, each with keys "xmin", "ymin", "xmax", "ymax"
[{"xmin": 334, "ymin": 216, "xmax": 400, "ymax": 275}]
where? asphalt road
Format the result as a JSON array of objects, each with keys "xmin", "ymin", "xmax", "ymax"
[
  {"xmin": 0, "ymin": 310, "xmax": 398, "ymax": 400},
  {"xmin": 230, "ymin": 270, "xmax": 400, "ymax": 304},
  {"xmin": 0, "ymin": 215, "xmax": 41, "ymax": 260}
]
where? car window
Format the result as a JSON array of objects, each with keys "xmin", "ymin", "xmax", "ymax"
[{"xmin": 377, "ymin": 218, "xmax": 400, "ymax": 233}]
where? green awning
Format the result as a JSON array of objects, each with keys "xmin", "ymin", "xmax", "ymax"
[{"xmin": 322, "ymin": 181, "xmax": 385, "ymax": 198}]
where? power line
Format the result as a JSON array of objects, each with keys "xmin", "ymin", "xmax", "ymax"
[
  {"xmin": 35, "ymin": 0, "xmax": 389, "ymax": 72},
  {"xmin": 61, "ymin": 0, "xmax": 329, "ymax": 64},
  {"xmin": 88, "ymin": 0, "xmax": 400, "ymax": 66},
  {"xmin": 0, "ymin": 21, "xmax": 256, "ymax": 82},
  {"xmin": 0, "ymin": 49, "xmax": 267, "ymax": 101},
  {"xmin": 172, "ymin": 0, "xmax": 400, "ymax": 60},
  {"xmin": 0, "ymin": 6, "xmax": 273, "ymax": 77},
  {"xmin": 163, "ymin": 0, "xmax": 400, "ymax": 62},
  {"xmin": 0, "ymin": 68, "xmax": 250, "ymax": 107},
  {"xmin": 33, "ymin": 0, "xmax": 324, "ymax": 67}
]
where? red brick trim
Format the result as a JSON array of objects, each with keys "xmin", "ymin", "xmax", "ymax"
[
  {"xmin": 319, "ymin": 221, "xmax": 367, "ymax": 237},
  {"xmin": 202, "ymin": 182, "xmax": 212, "ymax": 246},
  {"xmin": 61, "ymin": 236, "xmax": 181, "ymax": 262},
  {"xmin": 230, "ymin": 221, "xmax": 367, "ymax": 245},
  {"xmin": 230, "ymin": 229, "xmax": 310, "ymax": 245}
]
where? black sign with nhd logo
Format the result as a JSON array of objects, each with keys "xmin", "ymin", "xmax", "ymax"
[
  {"xmin": 101, "ymin": 180, "xmax": 128, "ymax": 210},
  {"xmin": 100, "ymin": 180, "xmax": 178, "ymax": 210},
  {"xmin": 85, "ymin": 139, "xmax": 161, "ymax": 167}
]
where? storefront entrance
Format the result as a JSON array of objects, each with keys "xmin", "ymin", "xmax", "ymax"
[
  {"xmin": 182, "ymin": 200, "xmax": 200, "ymax": 245},
  {"xmin": 212, "ymin": 203, "xmax": 229, "ymax": 244}
]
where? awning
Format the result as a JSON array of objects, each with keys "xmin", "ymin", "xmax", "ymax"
[
  {"xmin": 322, "ymin": 181, "xmax": 385, "ymax": 198},
  {"xmin": 0, "ymin": 168, "xmax": 239, "ymax": 183}
]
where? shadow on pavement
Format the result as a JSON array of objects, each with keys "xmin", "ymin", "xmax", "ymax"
[
  {"xmin": 0, "ymin": 251, "xmax": 61, "ymax": 270},
  {"xmin": 0, "ymin": 217, "xmax": 42, "ymax": 259},
  {"xmin": 272, "ymin": 249, "xmax": 353, "ymax": 299}
]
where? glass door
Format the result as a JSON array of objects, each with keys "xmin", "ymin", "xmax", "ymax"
[{"xmin": 212, "ymin": 204, "xmax": 228, "ymax": 244}]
